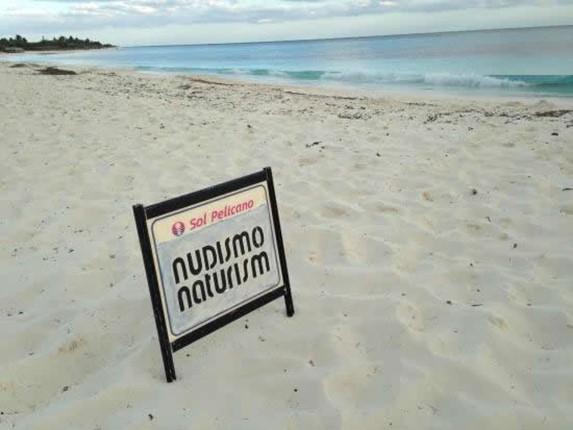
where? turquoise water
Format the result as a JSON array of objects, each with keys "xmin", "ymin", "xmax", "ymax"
[{"xmin": 9, "ymin": 26, "xmax": 573, "ymax": 97}]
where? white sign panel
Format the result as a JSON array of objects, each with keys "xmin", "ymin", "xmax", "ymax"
[{"xmin": 148, "ymin": 184, "xmax": 282, "ymax": 339}]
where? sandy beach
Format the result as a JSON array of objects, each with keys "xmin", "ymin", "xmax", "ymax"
[{"xmin": 1, "ymin": 61, "xmax": 572, "ymax": 429}]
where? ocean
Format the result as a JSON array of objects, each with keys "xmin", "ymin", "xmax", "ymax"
[{"xmin": 8, "ymin": 26, "xmax": 573, "ymax": 97}]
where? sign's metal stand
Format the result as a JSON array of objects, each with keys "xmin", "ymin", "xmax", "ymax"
[{"xmin": 133, "ymin": 167, "xmax": 294, "ymax": 382}]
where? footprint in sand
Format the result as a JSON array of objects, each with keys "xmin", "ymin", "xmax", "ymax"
[
  {"xmin": 320, "ymin": 203, "xmax": 349, "ymax": 219},
  {"xmin": 58, "ymin": 338, "xmax": 86, "ymax": 354},
  {"xmin": 498, "ymin": 232, "xmax": 510, "ymax": 241},
  {"xmin": 396, "ymin": 302, "xmax": 425, "ymax": 332},
  {"xmin": 373, "ymin": 203, "xmax": 400, "ymax": 214},
  {"xmin": 466, "ymin": 223, "xmax": 482, "ymax": 235},
  {"xmin": 298, "ymin": 156, "xmax": 316, "ymax": 167},
  {"xmin": 422, "ymin": 191, "xmax": 434, "ymax": 202},
  {"xmin": 498, "ymin": 217, "xmax": 513, "ymax": 228},
  {"xmin": 560, "ymin": 205, "xmax": 573, "ymax": 215},
  {"xmin": 487, "ymin": 314, "xmax": 509, "ymax": 331}
]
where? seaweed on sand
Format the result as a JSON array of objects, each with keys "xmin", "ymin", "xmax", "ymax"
[{"xmin": 37, "ymin": 67, "xmax": 77, "ymax": 76}]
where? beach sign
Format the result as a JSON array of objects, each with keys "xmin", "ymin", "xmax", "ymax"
[{"xmin": 133, "ymin": 167, "xmax": 294, "ymax": 382}]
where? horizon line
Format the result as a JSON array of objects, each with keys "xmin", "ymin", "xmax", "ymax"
[{"xmin": 125, "ymin": 24, "xmax": 572, "ymax": 49}]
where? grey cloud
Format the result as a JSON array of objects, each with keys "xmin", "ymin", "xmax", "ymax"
[{"xmin": 5, "ymin": 0, "xmax": 572, "ymax": 34}]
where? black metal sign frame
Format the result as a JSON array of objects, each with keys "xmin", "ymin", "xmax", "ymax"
[{"xmin": 133, "ymin": 167, "xmax": 294, "ymax": 382}]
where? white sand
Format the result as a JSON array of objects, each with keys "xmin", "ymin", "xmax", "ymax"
[{"xmin": 1, "ymin": 61, "xmax": 573, "ymax": 429}]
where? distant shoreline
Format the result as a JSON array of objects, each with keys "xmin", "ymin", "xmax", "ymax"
[
  {"xmin": 0, "ymin": 35, "xmax": 114, "ymax": 53},
  {"xmin": 1, "ymin": 46, "xmax": 115, "ymax": 54},
  {"xmin": 0, "ymin": 46, "xmax": 119, "ymax": 56}
]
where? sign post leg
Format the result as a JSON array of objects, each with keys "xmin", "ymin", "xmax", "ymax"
[
  {"xmin": 264, "ymin": 167, "xmax": 295, "ymax": 318},
  {"xmin": 284, "ymin": 288, "xmax": 295, "ymax": 317},
  {"xmin": 133, "ymin": 204, "xmax": 177, "ymax": 383}
]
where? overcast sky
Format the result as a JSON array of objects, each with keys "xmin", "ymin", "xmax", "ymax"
[{"xmin": 1, "ymin": 0, "xmax": 572, "ymax": 46}]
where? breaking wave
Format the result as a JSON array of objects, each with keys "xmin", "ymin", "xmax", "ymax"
[{"xmin": 135, "ymin": 65, "xmax": 573, "ymax": 93}]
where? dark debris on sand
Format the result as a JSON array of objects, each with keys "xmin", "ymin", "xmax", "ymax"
[
  {"xmin": 534, "ymin": 110, "xmax": 573, "ymax": 118},
  {"xmin": 37, "ymin": 67, "xmax": 77, "ymax": 76}
]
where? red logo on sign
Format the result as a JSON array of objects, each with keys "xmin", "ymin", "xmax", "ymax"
[{"xmin": 172, "ymin": 221, "xmax": 185, "ymax": 236}]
